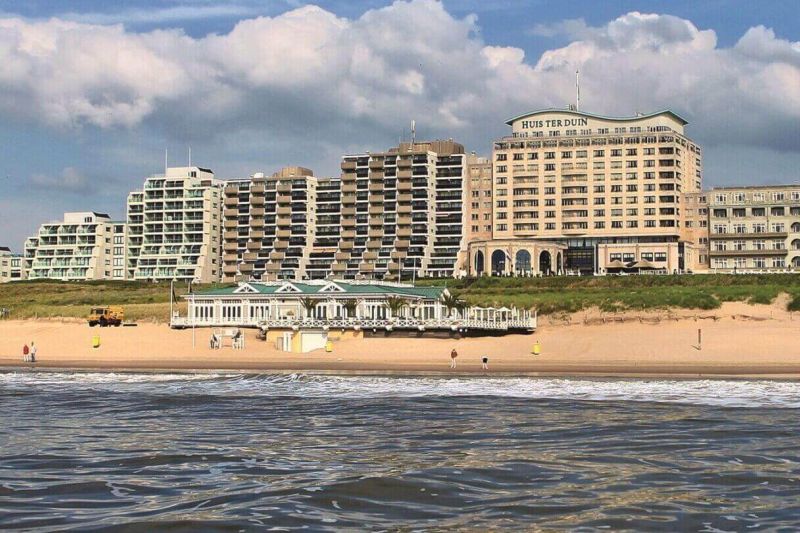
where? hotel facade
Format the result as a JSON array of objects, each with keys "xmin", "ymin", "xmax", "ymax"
[
  {"xmin": 126, "ymin": 167, "xmax": 223, "ymax": 283},
  {"xmin": 468, "ymin": 108, "xmax": 704, "ymax": 276},
  {"xmin": 706, "ymin": 185, "xmax": 800, "ymax": 272},
  {"xmin": 22, "ymin": 212, "xmax": 127, "ymax": 281}
]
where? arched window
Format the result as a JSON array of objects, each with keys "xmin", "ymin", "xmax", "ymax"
[
  {"xmin": 515, "ymin": 250, "xmax": 531, "ymax": 274},
  {"xmin": 556, "ymin": 252, "xmax": 563, "ymax": 275},
  {"xmin": 792, "ymin": 239, "xmax": 800, "ymax": 251},
  {"xmin": 793, "ymin": 256, "xmax": 800, "ymax": 268},
  {"xmin": 491, "ymin": 250, "xmax": 506, "ymax": 275},
  {"xmin": 539, "ymin": 251, "xmax": 552, "ymax": 275},
  {"xmin": 791, "ymin": 222, "xmax": 800, "ymax": 232},
  {"xmin": 474, "ymin": 250, "xmax": 485, "ymax": 275}
]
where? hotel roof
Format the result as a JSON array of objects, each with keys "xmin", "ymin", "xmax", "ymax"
[{"xmin": 505, "ymin": 108, "xmax": 689, "ymax": 126}]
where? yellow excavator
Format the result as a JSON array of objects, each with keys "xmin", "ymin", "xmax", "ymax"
[{"xmin": 87, "ymin": 306, "xmax": 124, "ymax": 327}]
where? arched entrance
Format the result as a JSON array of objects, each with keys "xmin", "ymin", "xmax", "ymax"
[
  {"xmin": 474, "ymin": 250, "xmax": 485, "ymax": 276},
  {"xmin": 491, "ymin": 250, "xmax": 506, "ymax": 275},
  {"xmin": 515, "ymin": 250, "xmax": 531, "ymax": 274},
  {"xmin": 539, "ymin": 250, "xmax": 552, "ymax": 275},
  {"xmin": 556, "ymin": 252, "xmax": 563, "ymax": 275}
]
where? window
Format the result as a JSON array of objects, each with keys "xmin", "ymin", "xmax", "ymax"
[
  {"xmin": 496, "ymin": 154, "xmax": 507, "ymax": 161},
  {"xmin": 654, "ymin": 252, "xmax": 667, "ymax": 262},
  {"xmin": 593, "ymin": 150, "xmax": 605, "ymax": 157}
]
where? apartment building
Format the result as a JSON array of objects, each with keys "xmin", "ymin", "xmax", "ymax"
[
  {"xmin": 465, "ymin": 154, "xmax": 493, "ymax": 244},
  {"xmin": 468, "ymin": 108, "xmax": 703, "ymax": 275},
  {"xmin": 222, "ymin": 167, "xmax": 333, "ymax": 282},
  {"xmin": 706, "ymin": 185, "xmax": 800, "ymax": 272},
  {"xmin": 0, "ymin": 247, "xmax": 25, "ymax": 282},
  {"xmin": 126, "ymin": 166, "xmax": 223, "ymax": 283},
  {"xmin": 23, "ymin": 212, "xmax": 127, "ymax": 280},
  {"xmin": 684, "ymin": 191, "xmax": 710, "ymax": 270},
  {"xmin": 334, "ymin": 140, "xmax": 467, "ymax": 280}
]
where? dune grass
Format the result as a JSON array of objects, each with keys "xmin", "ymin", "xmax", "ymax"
[
  {"xmin": 0, "ymin": 280, "xmax": 232, "ymax": 322},
  {"xmin": 1, "ymin": 275, "xmax": 798, "ymax": 321},
  {"xmin": 417, "ymin": 274, "xmax": 800, "ymax": 314}
]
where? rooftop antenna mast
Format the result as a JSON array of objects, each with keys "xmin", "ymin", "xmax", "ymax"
[
  {"xmin": 576, "ymin": 69, "xmax": 581, "ymax": 112},
  {"xmin": 411, "ymin": 119, "xmax": 416, "ymax": 145}
]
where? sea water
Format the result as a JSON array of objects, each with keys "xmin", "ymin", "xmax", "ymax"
[{"xmin": 1, "ymin": 372, "xmax": 799, "ymax": 530}]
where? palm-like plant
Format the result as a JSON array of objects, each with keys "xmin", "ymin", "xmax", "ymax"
[
  {"xmin": 342, "ymin": 299, "xmax": 359, "ymax": 319},
  {"xmin": 384, "ymin": 296, "xmax": 408, "ymax": 319},
  {"xmin": 299, "ymin": 297, "xmax": 318, "ymax": 318},
  {"xmin": 440, "ymin": 292, "xmax": 465, "ymax": 318}
]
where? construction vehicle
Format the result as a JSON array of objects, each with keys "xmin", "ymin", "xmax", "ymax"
[{"xmin": 88, "ymin": 306, "xmax": 124, "ymax": 327}]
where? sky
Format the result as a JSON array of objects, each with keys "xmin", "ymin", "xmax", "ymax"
[{"xmin": 0, "ymin": 0, "xmax": 798, "ymax": 251}]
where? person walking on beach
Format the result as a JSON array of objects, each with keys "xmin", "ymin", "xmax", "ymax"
[
  {"xmin": 30, "ymin": 342, "xmax": 37, "ymax": 363},
  {"xmin": 22, "ymin": 343, "xmax": 29, "ymax": 363},
  {"xmin": 450, "ymin": 348, "xmax": 458, "ymax": 369},
  {"xmin": 481, "ymin": 355, "xmax": 489, "ymax": 370}
]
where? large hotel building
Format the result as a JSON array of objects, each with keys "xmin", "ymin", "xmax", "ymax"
[{"xmin": 467, "ymin": 108, "xmax": 704, "ymax": 275}]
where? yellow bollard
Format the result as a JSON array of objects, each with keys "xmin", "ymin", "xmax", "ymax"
[
  {"xmin": 325, "ymin": 340, "xmax": 333, "ymax": 353},
  {"xmin": 532, "ymin": 341, "xmax": 541, "ymax": 356},
  {"xmin": 92, "ymin": 335, "xmax": 101, "ymax": 349}
]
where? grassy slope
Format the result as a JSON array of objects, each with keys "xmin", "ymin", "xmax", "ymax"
[
  {"xmin": 0, "ymin": 280, "xmax": 233, "ymax": 322},
  {"xmin": 1, "ymin": 275, "xmax": 799, "ymax": 321},
  {"xmin": 417, "ymin": 274, "xmax": 800, "ymax": 314}
]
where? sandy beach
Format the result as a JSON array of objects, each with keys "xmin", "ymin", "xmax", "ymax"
[{"xmin": 1, "ymin": 298, "xmax": 798, "ymax": 377}]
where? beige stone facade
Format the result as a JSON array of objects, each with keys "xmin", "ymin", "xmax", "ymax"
[
  {"xmin": 466, "ymin": 108, "xmax": 703, "ymax": 275},
  {"xmin": 706, "ymin": 185, "xmax": 800, "ymax": 271},
  {"xmin": 23, "ymin": 212, "xmax": 127, "ymax": 280},
  {"xmin": 126, "ymin": 167, "xmax": 223, "ymax": 283}
]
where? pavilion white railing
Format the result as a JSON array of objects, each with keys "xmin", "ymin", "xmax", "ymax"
[{"xmin": 171, "ymin": 314, "xmax": 536, "ymax": 332}]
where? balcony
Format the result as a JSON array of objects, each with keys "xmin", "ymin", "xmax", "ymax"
[
  {"xmin": 251, "ymin": 207, "xmax": 265, "ymax": 216},
  {"xmin": 335, "ymin": 252, "xmax": 350, "ymax": 260},
  {"xmin": 251, "ymin": 196, "xmax": 265, "ymax": 206},
  {"xmin": 224, "ymin": 197, "xmax": 238, "ymax": 207},
  {"xmin": 342, "ymin": 207, "xmax": 356, "ymax": 216},
  {"xmin": 250, "ymin": 229, "xmax": 264, "ymax": 239},
  {"xmin": 273, "ymin": 240, "xmax": 289, "ymax": 249},
  {"xmin": 332, "ymin": 262, "xmax": 347, "ymax": 272},
  {"xmin": 391, "ymin": 250, "xmax": 407, "ymax": 260},
  {"xmin": 341, "ymin": 218, "xmax": 356, "ymax": 228},
  {"xmin": 366, "ymin": 239, "xmax": 382, "ymax": 249},
  {"xmin": 395, "ymin": 239, "xmax": 410, "ymax": 248},
  {"xmin": 224, "ymin": 208, "xmax": 239, "ymax": 217},
  {"xmin": 224, "ymin": 220, "xmax": 238, "ymax": 229},
  {"xmin": 251, "ymin": 218, "xmax": 265, "ymax": 228},
  {"xmin": 251, "ymin": 184, "xmax": 265, "ymax": 194},
  {"xmin": 340, "ymin": 241, "xmax": 354, "ymax": 250},
  {"xmin": 398, "ymin": 205, "xmax": 412, "ymax": 214},
  {"xmin": 397, "ymin": 193, "xmax": 413, "ymax": 203},
  {"xmin": 397, "ymin": 181, "xmax": 412, "ymax": 192},
  {"xmin": 368, "ymin": 229, "xmax": 384, "ymax": 238},
  {"xmin": 341, "ymin": 161, "xmax": 357, "ymax": 171},
  {"xmin": 388, "ymin": 262, "xmax": 401, "ymax": 271},
  {"xmin": 223, "ymin": 231, "xmax": 238, "ymax": 240},
  {"xmin": 277, "ymin": 217, "xmax": 292, "ymax": 227},
  {"xmin": 363, "ymin": 251, "xmax": 378, "ymax": 261},
  {"xmin": 369, "ymin": 205, "xmax": 384, "ymax": 215},
  {"xmin": 709, "ymin": 249, "xmax": 786, "ymax": 257},
  {"xmin": 243, "ymin": 252, "xmax": 258, "ymax": 261},
  {"xmin": 369, "ymin": 194, "xmax": 385, "ymax": 203},
  {"xmin": 341, "ymin": 230, "xmax": 356, "ymax": 239},
  {"xmin": 270, "ymin": 251, "xmax": 285, "ymax": 261},
  {"xmin": 359, "ymin": 262, "xmax": 376, "ymax": 272},
  {"xmin": 277, "ymin": 229, "xmax": 291, "ymax": 239},
  {"xmin": 277, "ymin": 206, "xmax": 292, "ymax": 216},
  {"xmin": 368, "ymin": 182, "xmax": 384, "ymax": 192},
  {"xmin": 247, "ymin": 241, "xmax": 261, "ymax": 251},
  {"xmin": 342, "ymin": 183, "xmax": 357, "ymax": 194},
  {"xmin": 397, "ymin": 228, "xmax": 412, "ymax": 238},
  {"xmin": 277, "ymin": 183, "xmax": 292, "ymax": 194}
]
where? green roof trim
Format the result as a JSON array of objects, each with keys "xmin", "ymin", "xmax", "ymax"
[{"xmin": 504, "ymin": 108, "xmax": 689, "ymax": 127}]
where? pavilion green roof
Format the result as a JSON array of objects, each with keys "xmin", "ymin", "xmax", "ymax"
[{"xmin": 190, "ymin": 281, "xmax": 445, "ymax": 299}]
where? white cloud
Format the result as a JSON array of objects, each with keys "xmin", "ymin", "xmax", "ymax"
[
  {"xmin": 29, "ymin": 167, "xmax": 89, "ymax": 192},
  {"xmin": 0, "ymin": 3, "xmax": 797, "ymax": 156}
]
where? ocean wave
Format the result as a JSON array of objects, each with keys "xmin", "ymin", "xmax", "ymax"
[{"xmin": 1, "ymin": 371, "xmax": 798, "ymax": 408}]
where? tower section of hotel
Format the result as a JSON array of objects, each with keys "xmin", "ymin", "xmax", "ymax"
[
  {"xmin": 469, "ymin": 108, "xmax": 703, "ymax": 275},
  {"xmin": 335, "ymin": 140, "xmax": 467, "ymax": 280}
]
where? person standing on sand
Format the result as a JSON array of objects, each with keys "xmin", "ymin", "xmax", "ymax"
[
  {"xmin": 22, "ymin": 344, "xmax": 29, "ymax": 363},
  {"xmin": 450, "ymin": 348, "xmax": 458, "ymax": 369},
  {"xmin": 30, "ymin": 342, "xmax": 37, "ymax": 363},
  {"xmin": 481, "ymin": 356, "xmax": 489, "ymax": 370}
]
